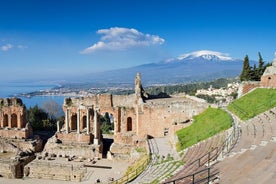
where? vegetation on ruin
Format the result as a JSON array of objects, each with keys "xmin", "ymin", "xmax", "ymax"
[
  {"xmin": 228, "ymin": 88, "xmax": 276, "ymax": 120},
  {"xmin": 240, "ymin": 52, "xmax": 271, "ymax": 81},
  {"xmin": 176, "ymin": 107, "xmax": 232, "ymax": 151},
  {"xmin": 100, "ymin": 112, "xmax": 114, "ymax": 134},
  {"xmin": 28, "ymin": 104, "xmax": 64, "ymax": 131}
]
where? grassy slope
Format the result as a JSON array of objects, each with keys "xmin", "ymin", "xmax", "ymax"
[
  {"xmin": 176, "ymin": 107, "xmax": 232, "ymax": 151},
  {"xmin": 228, "ymin": 88, "xmax": 276, "ymax": 121}
]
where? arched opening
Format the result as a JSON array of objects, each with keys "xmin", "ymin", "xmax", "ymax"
[
  {"xmin": 3, "ymin": 114, "xmax": 8, "ymax": 127},
  {"xmin": 100, "ymin": 112, "xmax": 114, "ymax": 134},
  {"xmin": 71, "ymin": 114, "xmax": 77, "ymax": 131},
  {"xmin": 127, "ymin": 117, "xmax": 132, "ymax": 131},
  {"xmin": 268, "ymin": 77, "xmax": 272, "ymax": 86},
  {"xmin": 11, "ymin": 113, "xmax": 17, "ymax": 128},
  {"xmin": 82, "ymin": 115, "xmax": 87, "ymax": 129},
  {"xmin": 100, "ymin": 112, "xmax": 114, "ymax": 158}
]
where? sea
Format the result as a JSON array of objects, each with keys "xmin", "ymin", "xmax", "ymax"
[{"xmin": 0, "ymin": 82, "xmax": 67, "ymax": 109}]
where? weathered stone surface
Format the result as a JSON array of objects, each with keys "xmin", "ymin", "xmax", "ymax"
[
  {"xmin": 0, "ymin": 97, "xmax": 32, "ymax": 139},
  {"xmin": 60, "ymin": 73, "xmax": 208, "ymax": 158}
]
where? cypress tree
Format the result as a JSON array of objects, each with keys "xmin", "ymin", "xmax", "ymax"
[
  {"xmin": 240, "ymin": 55, "xmax": 251, "ymax": 81},
  {"xmin": 257, "ymin": 52, "xmax": 265, "ymax": 80}
]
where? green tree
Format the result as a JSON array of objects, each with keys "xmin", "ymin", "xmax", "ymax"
[
  {"xmin": 254, "ymin": 52, "xmax": 265, "ymax": 81},
  {"xmin": 240, "ymin": 55, "xmax": 251, "ymax": 81},
  {"xmin": 28, "ymin": 105, "xmax": 48, "ymax": 130},
  {"xmin": 100, "ymin": 112, "xmax": 114, "ymax": 134},
  {"xmin": 250, "ymin": 64, "xmax": 258, "ymax": 81}
]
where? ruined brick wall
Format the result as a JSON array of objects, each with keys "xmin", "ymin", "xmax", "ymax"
[
  {"xmin": 0, "ymin": 129, "xmax": 29, "ymax": 139},
  {"xmin": 28, "ymin": 161, "xmax": 86, "ymax": 182},
  {"xmin": 260, "ymin": 75, "xmax": 276, "ymax": 88},
  {"xmin": 0, "ymin": 98, "xmax": 31, "ymax": 139},
  {"xmin": 238, "ymin": 82, "xmax": 260, "ymax": 97},
  {"xmin": 56, "ymin": 132, "xmax": 93, "ymax": 144},
  {"xmin": 112, "ymin": 94, "xmax": 136, "ymax": 107},
  {"xmin": 136, "ymin": 97, "xmax": 208, "ymax": 138},
  {"xmin": 43, "ymin": 140, "xmax": 102, "ymax": 158}
]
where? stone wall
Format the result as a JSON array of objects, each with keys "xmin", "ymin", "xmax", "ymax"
[
  {"xmin": 27, "ymin": 161, "xmax": 86, "ymax": 182},
  {"xmin": 61, "ymin": 74, "xmax": 209, "ymax": 158},
  {"xmin": 238, "ymin": 81, "xmax": 260, "ymax": 97},
  {"xmin": 0, "ymin": 97, "xmax": 32, "ymax": 139},
  {"xmin": 0, "ymin": 154, "xmax": 36, "ymax": 179},
  {"xmin": 136, "ymin": 97, "xmax": 208, "ymax": 138},
  {"xmin": 0, "ymin": 127, "xmax": 32, "ymax": 139},
  {"xmin": 43, "ymin": 136, "xmax": 102, "ymax": 159},
  {"xmin": 260, "ymin": 74, "xmax": 276, "ymax": 88},
  {"xmin": 0, "ymin": 159, "xmax": 22, "ymax": 178}
]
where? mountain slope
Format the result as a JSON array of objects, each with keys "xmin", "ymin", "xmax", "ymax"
[{"xmin": 83, "ymin": 50, "xmax": 243, "ymax": 86}]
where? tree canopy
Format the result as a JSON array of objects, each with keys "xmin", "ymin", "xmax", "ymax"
[{"xmin": 240, "ymin": 52, "xmax": 272, "ymax": 81}]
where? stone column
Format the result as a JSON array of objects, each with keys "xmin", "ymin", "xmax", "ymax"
[
  {"xmin": 94, "ymin": 109, "xmax": 99, "ymax": 144},
  {"xmin": 17, "ymin": 113, "xmax": 20, "ymax": 128},
  {"xmin": 77, "ymin": 108, "xmax": 80, "ymax": 134},
  {"xmin": 65, "ymin": 108, "xmax": 69, "ymax": 134},
  {"xmin": 8, "ymin": 114, "xmax": 11, "ymax": 128},
  {"xmin": 86, "ymin": 108, "xmax": 90, "ymax": 134},
  {"xmin": 57, "ymin": 121, "xmax": 60, "ymax": 132}
]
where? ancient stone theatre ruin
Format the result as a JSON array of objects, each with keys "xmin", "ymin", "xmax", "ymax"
[{"xmin": 54, "ymin": 73, "xmax": 208, "ymax": 158}]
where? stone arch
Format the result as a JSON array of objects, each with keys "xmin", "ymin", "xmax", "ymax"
[
  {"xmin": 11, "ymin": 113, "xmax": 17, "ymax": 128},
  {"xmin": 3, "ymin": 114, "xmax": 8, "ymax": 127},
  {"xmin": 127, "ymin": 117, "xmax": 132, "ymax": 131},
  {"xmin": 100, "ymin": 112, "xmax": 114, "ymax": 133},
  {"xmin": 71, "ymin": 114, "xmax": 77, "ymax": 131},
  {"xmin": 82, "ymin": 115, "xmax": 87, "ymax": 129}
]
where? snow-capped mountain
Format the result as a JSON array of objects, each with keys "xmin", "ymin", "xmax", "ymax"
[
  {"xmin": 177, "ymin": 50, "xmax": 233, "ymax": 61},
  {"xmin": 82, "ymin": 50, "xmax": 243, "ymax": 85}
]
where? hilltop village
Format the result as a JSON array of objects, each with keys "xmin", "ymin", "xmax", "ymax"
[{"xmin": 1, "ymin": 54, "xmax": 276, "ymax": 183}]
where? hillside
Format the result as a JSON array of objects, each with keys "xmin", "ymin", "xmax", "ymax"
[
  {"xmin": 228, "ymin": 88, "xmax": 276, "ymax": 120},
  {"xmin": 80, "ymin": 50, "xmax": 244, "ymax": 85},
  {"xmin": 176, "ymin": 107, "xmax": 232, "ymax": 151}
]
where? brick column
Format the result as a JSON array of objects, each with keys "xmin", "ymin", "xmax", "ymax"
[
  {"xmin": 86, "ymin": 108, "xmax": 90, "ymax": 134},
  {"xmin": 8, "ymin": 114, "xmax": 11, "ymax": 128},
  {"xmin": 17, "ymin": 113, "xmax": 21, "ymax": 128},
  {"xmin": 77, "ymin": 108, "xmax": 80, "ymax": 134}
]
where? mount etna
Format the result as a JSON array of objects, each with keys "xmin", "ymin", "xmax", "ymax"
[{"xmin": 81, "ymin": 50, "xmax": 243, "ymax": 86}]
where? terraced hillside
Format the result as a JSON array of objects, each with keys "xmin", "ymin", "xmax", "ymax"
[
  {"xmin": 176, "ymin": 107, "xmax": 232, "ymax": 151},
  {"xmin": 164, "ymin": 88, "xmax": 276, "ymax": 183},
  {"xmin": 228, "ymin": 88, "xmax": 276, "ymax": 120}
]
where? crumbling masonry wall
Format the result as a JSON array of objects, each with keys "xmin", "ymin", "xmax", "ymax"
[{"xmin": 0, "ymin": 98, "xmax": 32, "ymax": 139}]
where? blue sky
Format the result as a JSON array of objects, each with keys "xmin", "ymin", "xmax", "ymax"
[{"xmin": 1, "ymin": 0, "xmax": 276, "ymax": 82}]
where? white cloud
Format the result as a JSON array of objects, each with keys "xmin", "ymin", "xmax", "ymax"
[
  {"xmin": 1, "ymin": 44, "xmax": 13, "ymax": 51},
  {"xmin": 17, "ymin": 45, "xmax": 28, "ymax": 49},
  {"xmin": 81, "ymin": 27, "xmax": 165, "ymax": 54}
]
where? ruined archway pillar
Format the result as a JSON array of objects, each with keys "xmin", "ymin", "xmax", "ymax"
[
  {"xmin": 94, "ymin": 109, "xmax": 99, "ymax": 145},
  {"xmin": 17, "ymin": 113, "xmax": 21, "ymax": 128},
  {"xmin": 86, "ymin": 108, "xmax": 90, "ymax": 134},
  {"xmin": 77, "ymin": 108, "xmax": 80, "ymax": 134},
  {"xmin": 8, "ymin": 114, "xmax": 11, "ymax": 128},
  {"xmin": 65, "ymin": 108, "xmax": 70, "ymax": 133}
]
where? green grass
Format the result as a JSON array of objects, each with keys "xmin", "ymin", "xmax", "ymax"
[
  {"xmin": 176, "ymin": 107, "xmax": 232, "ymax": 151},
  {"xmin": 228, "ymin": 88, "xmax": 276, "ymax": 121}
]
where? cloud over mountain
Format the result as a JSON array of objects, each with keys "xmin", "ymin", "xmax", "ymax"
[
  {"xmin": 81, "ymin": 27, "xmax": 165, "ymax": 54},
  {"xmin": 177, "ymin": 50, "xmax": 233, "ymax": 61}
]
